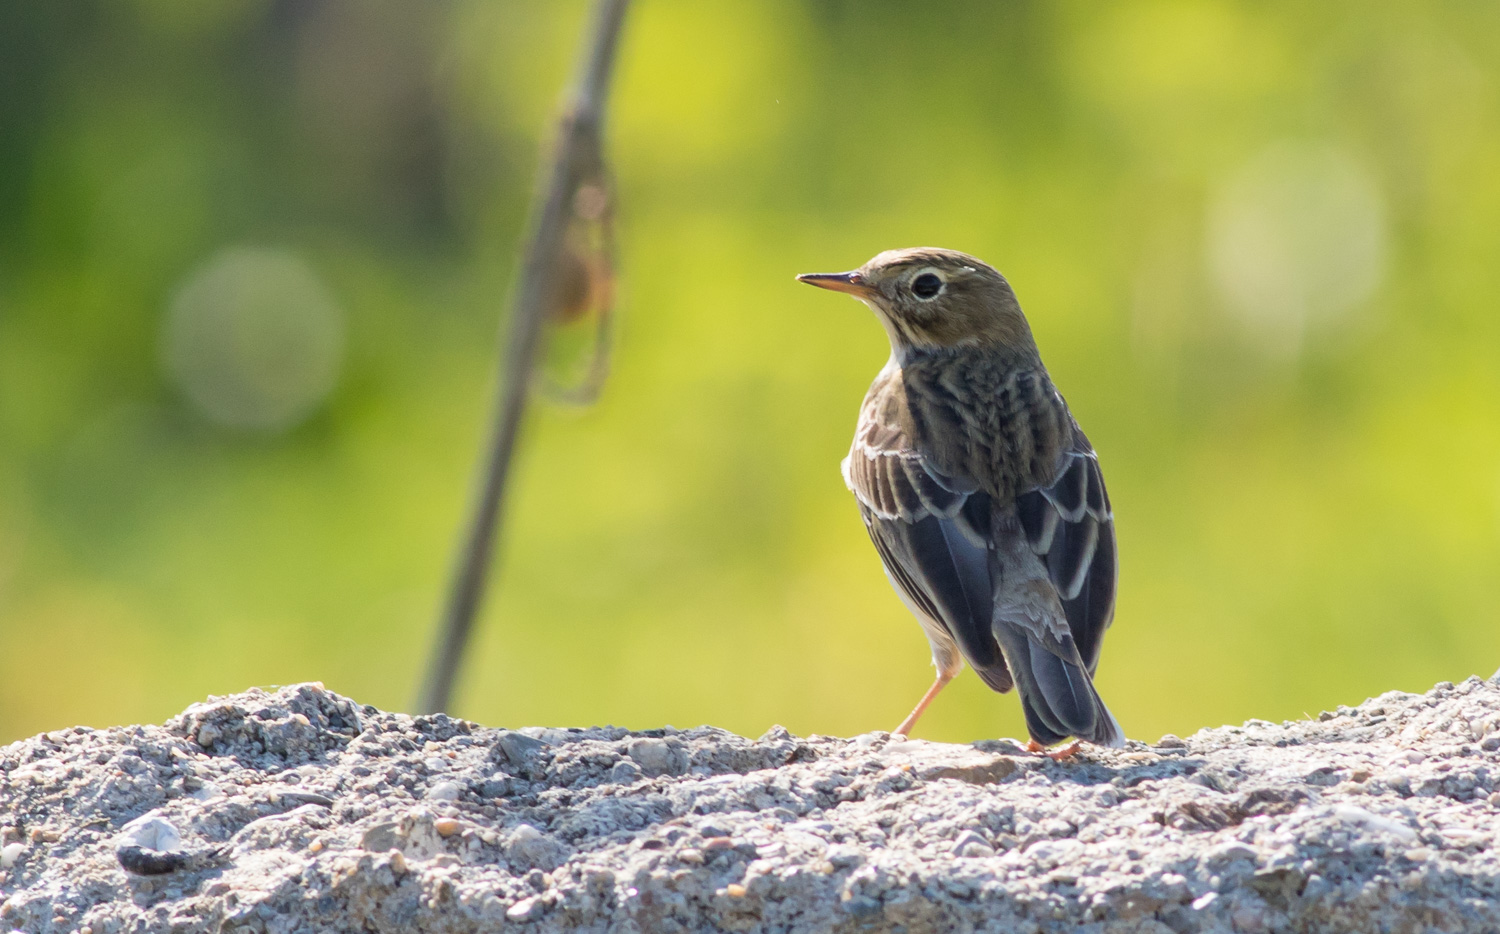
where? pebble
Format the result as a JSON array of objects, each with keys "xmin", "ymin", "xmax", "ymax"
[
  {"xmin": 1, "ymin": 843, "xmax": 24, "ymax": 868},
  {"xmin": 609, "ymin": 760, "xmax": 641, "ymax": 784},
  {"xmin": 1233, "ymin": 905, "xmax": 1267, "ymax": 932},
  {"xmin": 506, "ymin": 824, "xmax": 568, "ymax": 871},
  {"xmin": 361, "ymin": 823, "xmax": 400, "ymax": 852},
  {"xmin": 494, "ymin": 731, "xmax": 547, "ymax": 766},
  {"xmin": 117, "ymin": 816, "xmax": 181, "ymax": 853},
  {"xmin": 627, "ymin": 738, "xmax": 685, "ymax": 777},
  {"xmin": 427, "ymin": 781, "xmax": 463, "ymax": 801},
  {"xmin": 826, "ymin": 845, "xmax": 863, "ymax": 868},
  {"xmin": 507, "ymin": 896, "xmax": 541, "ymax": 921}
]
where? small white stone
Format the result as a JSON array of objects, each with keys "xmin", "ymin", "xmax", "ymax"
[
  {"xmin": 427, "ymin": 781, "xmax": 463, "ymax": 801},
  {"xmin": 118, "ymin": 815, "xmax": 181, "ymax": 853},
  {"xmin": 192, "ymin": 782, "xmax": 224, "ymax": 801},
  {"xmin": 1, "ymin": 842, "xmax": 25, "ymax": 868},
  {"xmin": 195, "ymin": 723, "xmax": 222, "ymax": 748},
  {"xmin": 628, "ymin": 738, "xmax": 682, "ymax": 776},
  {"xmin": 507, "ymin": 896, "xmax": 541, "ymax": 921}
]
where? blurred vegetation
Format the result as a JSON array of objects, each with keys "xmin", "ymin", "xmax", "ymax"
[{"xmin": 3, "ymin": 0, "xmax": 1500, "ymax": 746}]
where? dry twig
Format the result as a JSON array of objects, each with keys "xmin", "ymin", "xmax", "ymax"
[{"xmin": 417, "ymin": 0, "xmax": 630, "ymax": 715}]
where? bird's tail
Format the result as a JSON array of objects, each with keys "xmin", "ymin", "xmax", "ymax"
[{"xmin": 998, "ymin": 627, "xmax": 1124, "ymax": 748}]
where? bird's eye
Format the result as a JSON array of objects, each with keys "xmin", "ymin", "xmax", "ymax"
[{"xmin": 911, "ymin": 272, "xmax": 943, "ymax": 300}]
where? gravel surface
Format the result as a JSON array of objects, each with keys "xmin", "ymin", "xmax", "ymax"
[{"xmin": 4, "ymin": 677, "xmax": 1500, "ymax": 932}]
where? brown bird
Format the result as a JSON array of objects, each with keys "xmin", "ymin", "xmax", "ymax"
[{"xmin": 798, "ymin": 248, "xmax": 1123, "ymax": 752}]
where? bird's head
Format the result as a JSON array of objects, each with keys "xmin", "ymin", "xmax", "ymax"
[{"xmin": 798, "ymin": 247, "xmax": 1034, "ymax": 355}]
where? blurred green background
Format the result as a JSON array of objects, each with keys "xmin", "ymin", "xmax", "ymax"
[{"xmin": 3, "ymin": 0, "xmax": 1500, "ymax": 746}]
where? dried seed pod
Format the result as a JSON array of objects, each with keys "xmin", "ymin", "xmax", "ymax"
[
  {"xmin": 549, "ymin": 242, "xmax": 596, "ymax": 325},
  {"xmin": 536, "ymin": 175, "xmax": 617, "ymax": 406}
]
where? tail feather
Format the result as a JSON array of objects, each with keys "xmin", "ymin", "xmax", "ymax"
[
  {"xmin": 1093, "ymin": 693, "xmax": 1126, "ymax": 748},
  {"xmin": 998, "ymin": 625, "xmax": 1124, "ymax": 748},
  {"xmin": 1027, "ymin": 640, "xmax": 1092, "ymax": 732}
]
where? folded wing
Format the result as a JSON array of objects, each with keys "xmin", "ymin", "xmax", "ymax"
[
  {"xmin": 1013, "ymin": 431, "xmax": 1117, "ymax": 674},
  {"xmin": 843, "ymin": 391, "xmax": 1012, "ymax": 692}
]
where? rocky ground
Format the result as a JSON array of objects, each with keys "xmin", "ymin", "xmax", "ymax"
[{"xmin": 3, "ymin": 678, "xmax": 1500, "ymax": 933}]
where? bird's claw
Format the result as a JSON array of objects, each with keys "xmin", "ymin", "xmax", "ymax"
[{"xmin": 1026, "ymin": 740, "xmax": 1081, "ymax": 761}]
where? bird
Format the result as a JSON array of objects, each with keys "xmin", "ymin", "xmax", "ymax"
[{"xmin": 797, "ymin": 248, "xmax": 1124, "ymax": 754}]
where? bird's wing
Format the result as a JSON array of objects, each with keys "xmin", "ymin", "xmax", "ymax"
[
  {"xmin": 1013, "ymin": 428, "xmax": 1117, "ymax": 674},
  {"xmin": 843, "ymin": 403, "xmax": 1012, "ymax": 691}
]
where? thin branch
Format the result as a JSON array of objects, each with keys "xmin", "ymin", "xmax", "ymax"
[{"xmin": 417, "ymin": 0, "xmax": 630, "ymax": 715}]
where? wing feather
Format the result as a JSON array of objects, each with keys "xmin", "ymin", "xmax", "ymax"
[
  {"xmin": 845, "ymin": 381, "xmax": 1012, "ymax": 691},
  {"xmin": 1016, "ymin": 432, "xmax": 1117, "ymax": 674}
]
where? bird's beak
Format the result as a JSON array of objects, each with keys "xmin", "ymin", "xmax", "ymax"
[{"xmin": 796, "ymin": 271, "xmax": 876, "ymax": 298}]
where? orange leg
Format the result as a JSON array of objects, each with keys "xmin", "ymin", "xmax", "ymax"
[
  {"xmin": 892, "ymin": 670, "xmax": 955, "ymax": 737},
  {"xmin": 1026, "ymin": 739, "xmax": 1082, "ymax": 761}
]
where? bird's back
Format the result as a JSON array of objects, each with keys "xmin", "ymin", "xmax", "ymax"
[{"xmin": 891, "ymin": 348, "xmax": 1065, "ymax": 490}]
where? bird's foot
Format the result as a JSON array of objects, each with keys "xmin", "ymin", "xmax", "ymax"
[{"xmin": 1026, "ymin": 740, "xmax": 1082, "ymax": 761}]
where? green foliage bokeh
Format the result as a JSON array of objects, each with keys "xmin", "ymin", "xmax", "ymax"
[{"xmin": 3, "ymin": 0, "xmax": 1500, "ymax": 744}]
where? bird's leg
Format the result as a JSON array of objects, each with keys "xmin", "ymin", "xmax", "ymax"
[
  {"xmin": 892, "ymin": 670, "xmax": 954, "ymax": 738},
  {"xmin": 1025, "ymin": 739, "xmax": 1082, "ymax": 761}
]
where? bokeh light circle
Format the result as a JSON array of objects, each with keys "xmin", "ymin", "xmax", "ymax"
[
  {"xmin": 1206, "ymin": 141, "xmax": 1387, "ymax": 354},
  {"xmin": 163, "ymin": 247, "xmax": 344, "ymax": 431}
]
